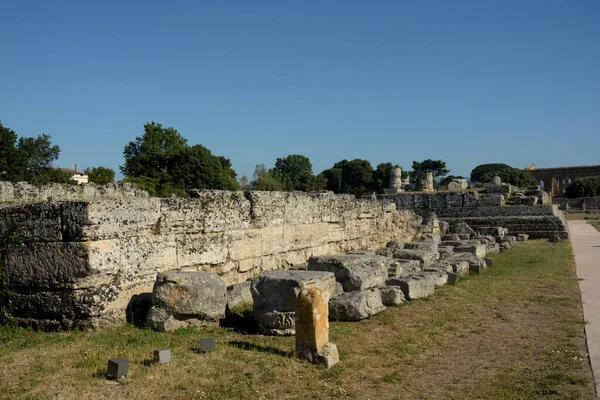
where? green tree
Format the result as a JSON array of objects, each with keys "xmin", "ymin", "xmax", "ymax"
[
  {"xmin": 321, "ymin": 159, "xmax": 374, "ymax": 196},
  {"xmin": 250, "ymin": 164, "xmax": 283, "ymax": 191},
  {"xmin": 0, "ymin": 122, "xmax": 22, "ymax": 181},
  {"xmin": 120, "ymin": 122, "xmax": 239, "ymax": 196},
  {"xmin": 295, "ymin": 172, "xmax": 327, "ymax": 192},
  {"xmin": 85, "ymin": 166, "xmax": 115, "ymax": 185},
  {"xmin": 272, "ymin": 154, "xmax": 313, "ymax": 190},
  {"xmin": 470, "ymin": 163, "xmax": 537, "ymax": 187},
  {"xmin": 410, "ymin": 159, "xmax": 449, "ymax": 189},
  {"xmin": 121, "ymin": 176, "xmax": 159, "ymax": 196},
  {"xmin": 565, "ymin": 176, "xmax": 600, "ymax": 198},
  {"xmin": 322, "ymin": 167, "xmax": 343, "ymax": 192}
]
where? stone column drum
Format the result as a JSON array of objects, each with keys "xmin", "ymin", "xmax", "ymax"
[
  {"xmin": 295, "ymin": 287, "xmax": 339, "ymax": 369},
  {"xmin": 421, "ymin": 172, "xmax": 434, "ymax": 192}
]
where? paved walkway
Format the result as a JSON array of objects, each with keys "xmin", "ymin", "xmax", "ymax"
[{"xmin": 569, "ymin": 220, "xmax": 600, "ymax": 397}]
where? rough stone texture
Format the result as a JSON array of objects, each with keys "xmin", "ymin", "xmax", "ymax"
[
  {"xmin": 295, "ymin": 287, "xmax": 339, "ymax": 368},
  {"xmin": 391, "ymin": 248, "xmax": 439, "ymax": 268},
  {"xmin": 386, "ymin": 275, "xmax": 435, "ymax": 300},
  {"xmin": 454, "ymin": 244, "xmax": 487, "ymax": 258},
  {"xmin": 0, "ymin": 181, "xmax": 148, "ymax": 203},
  {"xmin": 387, "ymin": 259, "xmax": 421, "ymax": 277},
  {"xmin": 449, "ymin": 221, "xmax": 477, "ymax": 237},
  {"xmin": 486, "ymin": 243, "xmax": 500, "ymax": 255},
  {"xmin": 1, "ymin": 191, "xmax": 418, "ymax": 329},
  {"xmin": 146, "ymin": 271, "xmax": 227, "ymax": 331},
  {"xmin": 251, "ymin": 270, "xmax": 336, "ymax": 335},
  {"xmin": 329, "ymin": 289, "xmax": 386, "ymax": 321},
  {"xmin": 517, "ymin": 233, "xmax": 529, "ymax": 242},
  {"xmin": 403, "ymin": 242, "xmax": 438, "ymax": 252},
  {"xmin": 379, "ymin": 286, "xmax": 406, "ymax": 306},
  {"xmin": 307, "ymin": 254, "xmax": 387, "ymax": 292},
  {"xmin": 447, "ymin": 179, "xmax": 468, "ymax": 192},
  {"xmin": 227, "ymin": 281, "xmax": 253, "ymax": 310},
  {"xmin": 421, "ymin": 269, "xmax": 449, "ymax": 288}
]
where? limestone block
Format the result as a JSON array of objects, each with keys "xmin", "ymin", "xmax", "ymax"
[
  {"xmin": 6, "ymin": 242, "xmax": 92, "ymax": 289},
  {"xmin": 421, "ymin": 269, "xmax": 449, "ymax": 288},
  {"xmin": 449, "ymin": 221, "xmax": 477, "ymax": 237},
  {"xmin": 295, "ymin": 287, "xmax": 339, "ymax": 369},
  {"xmin": 448, "ymin": 179, "xmax": 468, "ymax": 192},
  {"xmin": 284, "ymin": 192, "xmax": 322, "ymax": 225},
  {"xmin": 403, "ymin": 242, "xmax": 439, "ymax": 252},
  {"xmin": 228, "ymin": 229, "xmax": 262, "ymax": 261},
  {"xmin": 176, "ymin": 233, "xmax": 228, "ymax": 268},
  {"xmin": 449, "ymin": 253, "xmax": 486, "ymax": 271},
  {"xmin": 387, "ymin": 259, "xmax": 421, "ymax": 277},
  {"xmin": 120, "ymin": 235, "xmax": 178, "ymax": 280},
  {"xmin": 201, "ymin": 191, "xmax": 252, "ymax": 233},
  {"xmin": 486, "ymin": 243, "xmax": 500, "ymax": 255},
  {"xmin": 390, "ymin": 248, "xmax": 439, "ymax": 268},
  {"xmin": 476, "ymin": 227, "xmax": 508, "ymax": 238},
  {"xmin": 386, "ymin": 239, "xmax": 404, "ymax": 249},
  {"xmin": 517, "ymin": 233, "xmax": 529, "ymax": 241},
  {"xmin": 151, "ymin": 271, "xmax": 227, "ymax": 324},
  {"xmin": 251, "ymin": 270, "xmax": 336, "ymax": 335},
  {"xmin": 329, "ymin": 289, "xmax": 386, "ymax": 321},
  {"xmin": 260, "ymin": 225, "xmax": 284, "ymax": 255},
  {"xmin": 454, "ymin": 244, "xmax": 487, "ymax": 258},
  {"xmin": 379, "ymin": 286, "xmax": 406, "ymax": 306},
  {"xmin": 158, "ymin": 198, "xmax": 205, "ymax": 235},
  {"xmin": 386, "ymin": 275, "xmax": 435, "ymax": 300},
  {"xmin": 146, "ymin": 307, "xmax": 188, "ymax": 332},
  {"xmin": 83, "ymin": 198, "xmax": 162, "ymax": 240},
  {"xmin": 499, "ymin": 241, "xmax": 512, "ymax": 250},
  {"xmin": 307, "ymin": 254, "xmax": 388, "ymax": 292},
  {"xmin": 421, "ymin": 233, "xmax": 442, "ymax": 243},
  {"xmin": 238, "ymin": 257, "xmax": 261, "ymax": 273},
  {"xmin": 246, "ymin": 191, "xmax": 286, "ymax": 227},
  {"xmin": 0, "ymin": 202, "xmax": 63, "ymax": 242}
]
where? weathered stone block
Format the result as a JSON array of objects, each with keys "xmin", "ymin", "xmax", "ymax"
[
  {"xmin": 379, "ymin": 286, "xmax": 406, "ymax": 306},
  {"xmin": 329, "ymin": 289, "xmax": 386, "ymax": 321},
  {"xmin": 295, "ymin": 287, "xmax": 339, "ymax": 369},
  {"xmin": 390, "ymin": 248, "xmax": 439, "ymax": 268},
  {"xmin": 151, "ymin": 271, "xmax": 227, "ymax": 322},
  {"xmin": 307, "ymin": 254, "xmax": 387, "ymax": 292},
  {"xmin": 251, "ymin": 270, "xmax": 336, "ymax": 335},
  {"xmin": 403, "ymin": 242, "xmax": 439, "ymax": 252},
  {"xmin": 227, "ymin": 281, "xmax": 253, "ymax": 310},
  {"xmin": 386, "ymin": 275, "xmax": 435, "ymax": 300},
  {"xmin": 454, "ymin": 244, "xmax": 487, "ymax": 258},
  {"xmin": 517, "ymin": 233, "xmax": 529, "ymax": 242}
]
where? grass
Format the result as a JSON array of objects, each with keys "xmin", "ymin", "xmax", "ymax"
[
  {"xmin": 0, "ymin": 240, "xmax": 595, "ymax": 399},
  {"xmin": 565, "ymin": 212, "xmax": 600, "ymax": 221}
]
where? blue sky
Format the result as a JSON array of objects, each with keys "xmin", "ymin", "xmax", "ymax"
[{"xmin": 1, "ymin": 1, "xmax": 598, "ymax": 180}]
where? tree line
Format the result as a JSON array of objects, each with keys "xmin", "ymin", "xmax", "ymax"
[{"xmin": 2, "ymin": 120, "xmax": 569, "ymax": 197}]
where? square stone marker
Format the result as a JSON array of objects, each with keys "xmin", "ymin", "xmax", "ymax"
[
  {"xmin": 154, "ymin": 349, "xmax": 172, "ymax": 364},
  {"xmin": 199, "ymin": 338, "xmax": 215, "ymax": 353},
  {"xmin": 107, "ymin": 357, "xmax": 128, "ymax": 379}
]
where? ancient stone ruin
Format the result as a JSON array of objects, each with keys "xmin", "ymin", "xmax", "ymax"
[{"xmin": 0, "ymin": 178, "xmax": 568, "ymax": 332}]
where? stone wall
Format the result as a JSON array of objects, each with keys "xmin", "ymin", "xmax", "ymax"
[
  {"xmin": 553, "ymin": 197, "xmax": 600, "ymax": 211},
  {"xmin": 0, "ymin": 181, "xmax": 148, "ymax": 203},
  {"xmin": 429, "ymin": 205, "xmax": 568, "ymax": 239},
  {"xmin": 0, "ymin": 191, "xmax": 419, "ymax": 329},
  {"xmin": 381, "ymin": 192, "xmax": 567, "ymax": 239}
]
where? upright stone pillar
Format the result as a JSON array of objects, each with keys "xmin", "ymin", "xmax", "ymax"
[
  {"xmin": 420, "ymin": 172, "xmax": 434, "ymax": 192},
  {"xmin": 295, "ymin": 287, "xmax": 339, "ymax": 369},
  {"xmin": 384, "ymin": 167, "xmax": 404, "ymax": 194}
]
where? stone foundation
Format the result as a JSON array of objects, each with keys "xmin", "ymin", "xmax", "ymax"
[{"xmin": 0, "ymin": 190, "xmax": 419, "ymax": 329}]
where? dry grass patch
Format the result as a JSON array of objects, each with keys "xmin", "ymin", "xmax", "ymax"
[{"xmin": 0, "ymin": 240, "xmax": 594, "ymax": 399}]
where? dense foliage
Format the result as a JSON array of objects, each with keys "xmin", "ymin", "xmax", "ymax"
[
  {"xmin": 250, "ymin": 154, "xmax": 327, "ymax": 192},
  {"xmin": 85, "ymin": 166, "xmax": 115, "ymax": 185},
  {"xmin": 0, "ymin": 121, "xmax": 73, "ymax": 185},
  {"xmin": 120, "ymin": 122, "xmax": 239, "ymax": 196},
  {"xmin": 564, "ymin": 176, "xmax": 600, "ymax": 198},
  {"xmin": 470, "ymin": 163, "xmax": 537, "ymax": 187},
  {"xmin": 410, "ymin": 159, "xmax": 450, "ymax": 189}
]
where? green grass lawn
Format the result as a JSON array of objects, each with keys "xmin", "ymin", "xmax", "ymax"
[{"xmin": 0, "ymin": 240, "xmax": 594, "ymax": 399}]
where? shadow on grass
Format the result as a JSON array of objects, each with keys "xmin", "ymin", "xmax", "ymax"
[
  {"xmin": 219, "ymin": 309, "xmax": 259, "ymax": 334},
  {"xmin": 228, "ymin": 340, "xmax": 293, "ymax": 358}
]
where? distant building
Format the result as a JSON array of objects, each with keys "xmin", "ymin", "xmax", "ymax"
[{"xmin": 56, "ymin": 164, "xmax": 88, "ymax": 184}]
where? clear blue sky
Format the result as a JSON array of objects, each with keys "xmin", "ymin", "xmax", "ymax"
[{"xmin": 1, "ymin": 1, "xmax": 598, "ymax": 180}]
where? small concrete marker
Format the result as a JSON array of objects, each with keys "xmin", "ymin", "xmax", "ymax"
[
  {"xmin": 469, "ymin": 264, "xmax": 482, "ymax": 274},
  {"xmin": 199, "ymin": 338, "xmax": 215, "ymax": 353},
  {"xmin": 107, "ymin": 357, "xmax": 128, "ymax": 379},
  {"xmin": 154, "ymin": 349, "xmax": 172, "ymax": 364},
  {"xmin": 485, "ymin": 257, "xmax": 494, "ymax": 267},
  {"xmin": 446, "ymin": 271, "xmax": 458, "ymax": 284}
]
